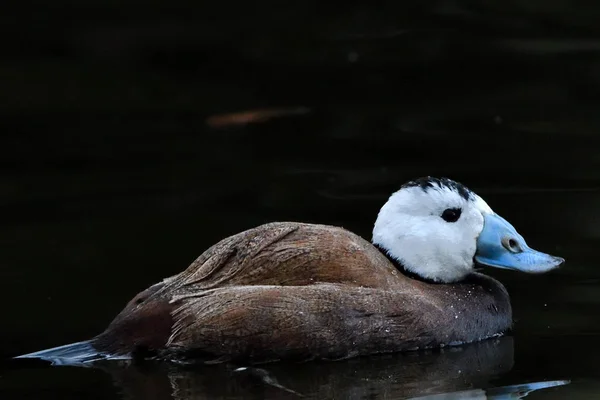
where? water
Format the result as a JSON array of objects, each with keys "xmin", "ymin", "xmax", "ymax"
[
  {"xmin": 4, "ymin": 1, "xmax": 600, "ymax": 398},
  {"xmin": 3, "ymin": 142, "xmax": 598, "ymax": 400}
]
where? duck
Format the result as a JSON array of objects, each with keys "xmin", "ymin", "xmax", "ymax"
[{"xmin": 16, "ymin": 176, "xmax": 564, "ymax": 365}]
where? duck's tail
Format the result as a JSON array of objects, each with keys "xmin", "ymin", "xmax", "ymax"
[{"xmin": 14, "ymin": 340, "xmax": 130, "ymax": 366}]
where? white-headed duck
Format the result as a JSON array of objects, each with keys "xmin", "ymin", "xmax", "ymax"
[{"xmin": 16, "ymin": 177, "xmax": 564, "ymax": 365}]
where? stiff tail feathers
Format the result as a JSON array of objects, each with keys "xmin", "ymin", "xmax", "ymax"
[{"xmin": 14, "ymin": 340, "xmax": 130, "ymax": 366}]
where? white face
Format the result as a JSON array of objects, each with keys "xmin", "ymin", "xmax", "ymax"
[{"xmin": 372, "ymin": 177, "xmax": 494, "ymax": 283}]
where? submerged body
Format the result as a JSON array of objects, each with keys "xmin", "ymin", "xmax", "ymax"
[{"xmin": 16, "ymin": 177, "xmax": 561, "ymax": 365}]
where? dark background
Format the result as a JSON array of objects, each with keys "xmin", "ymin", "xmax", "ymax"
[{"xmin": 2, "ymin": 1, "xmax": 600, "ymax": 399}]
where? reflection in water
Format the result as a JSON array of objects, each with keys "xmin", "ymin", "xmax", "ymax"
[
  {"xmin": 410, "ymin": 381, "xmax": 570, "ymax": 400},
  {"xmin": 40, "ymin": 336, "xmax": 553, "ymax": 399}
]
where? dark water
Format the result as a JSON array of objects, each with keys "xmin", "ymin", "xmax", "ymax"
[{"xmin": 3, "ymin": 1, "xmax": 600, "ymax": 398}]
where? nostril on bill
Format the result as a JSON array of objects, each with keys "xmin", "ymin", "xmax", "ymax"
[{"xmin": 502, "ymin": 236, "xmax": 522, "ymax": 253}]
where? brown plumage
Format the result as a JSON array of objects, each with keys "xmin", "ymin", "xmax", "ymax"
[{"xmin": 90, "ymin": 222, "xmax": 512, "ymax": 364}]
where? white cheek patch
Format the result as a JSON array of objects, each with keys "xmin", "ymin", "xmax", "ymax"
[{"xmin": 372, "ymin": 180, "xmax": 488, "ymax": 283}]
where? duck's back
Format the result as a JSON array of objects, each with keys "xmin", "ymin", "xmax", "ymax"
[{"xmin": 172, "ymin": 222, "xmax": 406, "ymax": 290}]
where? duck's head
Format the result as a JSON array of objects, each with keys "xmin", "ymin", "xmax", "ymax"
[{"xmin": 372, "ymin": 177, "xmax": 564, "ymax": 283}]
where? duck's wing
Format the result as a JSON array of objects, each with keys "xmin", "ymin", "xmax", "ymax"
[
  {"xmin": 167, "ymin": 222, "xmax": 404, "ymax": 293},
  {"xmin": 87, "ymin": 222, "xmax": 411, "ymax": 358},
  {"xmin": 165, "ymin": 283, "xmax": 442, "ymax": 363}
]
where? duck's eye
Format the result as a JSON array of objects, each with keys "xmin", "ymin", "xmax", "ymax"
[{"xmin": 441, "ymin": 208, "xmax": 462, "ymax": 223}]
